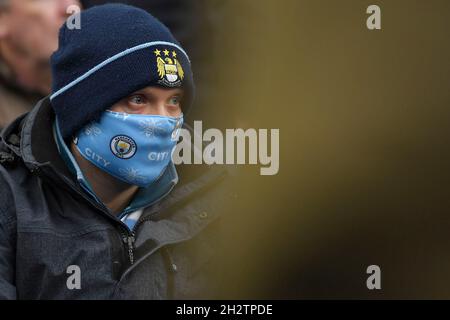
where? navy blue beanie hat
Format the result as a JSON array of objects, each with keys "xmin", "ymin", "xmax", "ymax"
[{"xmin": 50, "ymin": 4, "xmax": 194, "ymax": 139}]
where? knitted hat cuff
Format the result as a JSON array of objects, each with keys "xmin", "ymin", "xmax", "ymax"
[{"xmin": 50, "ymin": 41, "xmax": 190, "ymax": 101}]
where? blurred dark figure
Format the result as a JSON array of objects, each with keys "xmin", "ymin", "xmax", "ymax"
[{"xmin": 0, "ymin": 0, "xmax": 80, "ymax": 130}]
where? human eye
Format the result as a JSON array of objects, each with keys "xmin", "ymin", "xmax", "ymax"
[
  {"xmin": 128, "ymin": 94, "xmax": 147, "ymax": 105},
  {"xmin": 168, "ymin": 96, "xmax": 181, "ymax": 106}
]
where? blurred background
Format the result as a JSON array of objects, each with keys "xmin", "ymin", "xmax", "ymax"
[
  {"xmin": 212, "ymin": 0, "xmax": 450, "ymax": 299},
  {"xmin": 1, "ymin": 0, "xmax": 450, "ymax": 299}
]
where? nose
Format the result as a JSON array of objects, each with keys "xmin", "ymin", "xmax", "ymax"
[{"xmin": 152, "ymin": 103, "xmax": 172, "ymax": 117}]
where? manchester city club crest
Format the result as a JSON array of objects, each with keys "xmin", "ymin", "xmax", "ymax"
[
  {"xmin": 154, "ymin": 48, "xmax": 184, "ymax": 87},
  {"xmin": 110, "ymin": 135, "xmax": 137, "ymax": 159}
]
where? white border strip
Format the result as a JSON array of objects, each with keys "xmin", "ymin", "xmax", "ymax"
[{"xmin": 50, "ymin": 41, "xmax": 190, "ymax": 101}]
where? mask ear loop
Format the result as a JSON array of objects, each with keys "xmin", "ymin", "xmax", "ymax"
[{"xmin": 171, "ymin": 114, "xmax": 184, "ymax": 141}]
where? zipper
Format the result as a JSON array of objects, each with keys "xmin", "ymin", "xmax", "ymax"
[
  {"xmin": 113, "ymin": 168, "xmax": 180, "ymax": 265},
  {"xmin": 122, "ymin": 231, "xmax": 136, "ymax": 265},
  {"xmin": 121, "ymin": 203, "xmax": 168, "ymax": 265},
  {"xmin": 70, "ymin": 178, "xmax": 137, "ymax": 265},
  {"xmin": 119, "ymin": 199, "xmax": 165, "ymax": 265},
  {"xmin": 120, "ymin": 214, "xmax": 157, "ymax": 265},
  {"xmin": 122, "ymin": 167, "xmax": 227, "ymax": 266},
  {"xmin": 129, "ymin": 166, "xmax": 188, "ymax": 233}
]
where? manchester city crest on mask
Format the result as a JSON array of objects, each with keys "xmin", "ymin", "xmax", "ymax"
[
  {"xmin": 110, "ymin": 135, "xmax": 137, "ymax": 159},
  {"xmin": 154, "ymin": 48, "xmax": 184, "ymax": 87}
]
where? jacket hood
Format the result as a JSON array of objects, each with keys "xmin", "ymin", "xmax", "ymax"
[{"xmin": 1, "ymin": 97, "xmax": 73, "ymax": 179}]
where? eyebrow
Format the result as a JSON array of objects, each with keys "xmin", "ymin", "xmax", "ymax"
[
  {"xmin": 133, "ymin": 88, "xmax": 184, "ymax": 97},
  {"xmin": 169, "ymin": 89, "xmax": 184, "ymax": 97}
]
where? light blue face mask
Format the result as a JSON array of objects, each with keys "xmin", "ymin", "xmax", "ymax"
[{"xmin": 74, "ymin": 110, "xmax": 183, "ymax": 187}]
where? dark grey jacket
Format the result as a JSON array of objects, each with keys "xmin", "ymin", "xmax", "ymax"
[{"xmin": 0, "ymin": 98, "xmax": 230, "ymax": 299}]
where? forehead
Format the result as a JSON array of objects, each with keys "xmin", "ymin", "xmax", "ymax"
[{"xmin": 133, "ymin": 86, "xmax": 184, "ymax": 96}]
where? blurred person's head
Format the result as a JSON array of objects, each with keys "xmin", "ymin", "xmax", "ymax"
[{"xmin": 0, "ymin": 0, "xmax": 80, "ymax": 94}]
